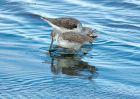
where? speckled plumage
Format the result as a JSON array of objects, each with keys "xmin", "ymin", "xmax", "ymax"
[
  {"xmin": 53, "ymin": 31, "xmax": 94, "ymax": 50},
  {"xmin": 40, "ymin": 16, "xmax": 97, "ymax": 51},
  {"xmin": 61, "ymin": 32, "xmax": 93, "ymax": 44},
  {"xmin": 42, "ymin": 17, "xmax": 81, "ymax": 29},
  {"xmin": 41, "ymin": 16, "xmax": 98, "ymax": 38}
]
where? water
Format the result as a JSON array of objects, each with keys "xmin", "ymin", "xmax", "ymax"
[{"xmin": 0, "ymin": 0, "xmax": 140, "ymax": 98}]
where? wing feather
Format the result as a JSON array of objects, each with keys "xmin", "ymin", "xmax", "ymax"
[
  {"xmin": 42, "ymin": 17, "xmax": 81, "ymax": 29},
  {"xmin": 62, "ymin": 32, "xmax": 93, "ymax": 44}
]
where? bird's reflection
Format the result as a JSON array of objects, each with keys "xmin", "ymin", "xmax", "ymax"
[{"xmin": 48, "ymin": 54, "xmax": 97, "ymax": 80}]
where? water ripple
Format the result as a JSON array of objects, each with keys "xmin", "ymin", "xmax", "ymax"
[{"xmin": 0, "ymin": 0, "xmax": 140, "ymax": 98}]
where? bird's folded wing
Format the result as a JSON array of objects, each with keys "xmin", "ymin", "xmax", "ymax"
[
  {"xmin": 41, "ymin": 17, "xmax": 81, "ymax": 29},
  {"xmin": 62, "ymin": 32, "xmax": 93, "ymax": 44}
]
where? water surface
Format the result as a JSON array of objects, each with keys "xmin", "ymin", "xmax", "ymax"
[{"xmin": 0, "ymin": 0, "xmax": 140, "ymax": 99}]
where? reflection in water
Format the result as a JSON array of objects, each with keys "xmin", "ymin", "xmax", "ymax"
[{"xmin": 48, "ymin": 54, "xmax": 97, "ymax": 80}]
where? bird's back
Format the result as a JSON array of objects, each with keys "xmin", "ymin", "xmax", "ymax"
[
  {"xmin": 61, "ymin": 32, "xmax": 93, "ymax": 44},
  {"xmin": 42, "ymin": 17, "xmax": 81, "ymax": 29}
]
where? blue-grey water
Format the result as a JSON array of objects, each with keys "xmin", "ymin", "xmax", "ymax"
[{"xmin": 0, "ymin": 0, "xmax": 140, "ymax": 99}]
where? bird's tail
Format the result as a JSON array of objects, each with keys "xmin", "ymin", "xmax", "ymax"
[
  {"xmin": 31, "ymin": 13, "xmax": 50, "ymax": 21},
  {"xmin": 86, "ymin": 33, "xmax": 97, "ymax": 38},
  {"xmin": 39, "ymin": 15, "xmax": 58, "ymax": 29},
  {"xmin": 89, "ymin": 37, "xmax": 95, "ymax": 43},
  {"xmin": 40, "ymin": 16, "xmax": 50, "ymax": 21}
]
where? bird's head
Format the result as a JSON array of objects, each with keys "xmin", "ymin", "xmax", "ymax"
[{"xmin": 82, "ymin": 27, "xmax": 98, "ymax": 38}]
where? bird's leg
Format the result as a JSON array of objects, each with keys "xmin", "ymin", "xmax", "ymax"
[
  {"xmin": 49, "ymin": 37, "xmax": 53, "ymax": 52},
  {"xmin": 49, "ymin": 31, "xmax": 55, "ymax": 52}
]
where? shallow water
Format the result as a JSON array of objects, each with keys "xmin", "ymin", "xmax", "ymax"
[{"xmin": 0, "ymin": 0, "xmax": 140, "ymax": 99}]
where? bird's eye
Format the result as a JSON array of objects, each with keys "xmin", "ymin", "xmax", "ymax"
[{"xmin": 73, "ymin": 25, "xmax": 77, "ymax": 28}]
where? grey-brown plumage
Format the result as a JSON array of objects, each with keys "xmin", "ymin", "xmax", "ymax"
[
  {"xmin": 41, "ymin": 16, "xmax": 98, "ymax": 38},
  {"xmin": 42, "ymin": 17, "xmax": 81, "ymax": 29},
  {"xmin": 39, "ymin": 15, "xmax": 97, "ymax": 51},
  {"xmin": 61, "ymin": 32, "xmax": 93, "ymax": 44},
  {"xmin": 49, "ymin": 30, "xmax": 95, "ymax": 51}
]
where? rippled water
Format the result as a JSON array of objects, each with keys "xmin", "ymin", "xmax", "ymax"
[{"xmin": 0, "ymin": 0, "xmax": 140, "ymax": 99}]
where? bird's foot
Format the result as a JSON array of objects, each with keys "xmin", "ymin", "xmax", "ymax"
[{"xmin": 49, "ymin": 49, "xmax": 56, "ymax": 52}]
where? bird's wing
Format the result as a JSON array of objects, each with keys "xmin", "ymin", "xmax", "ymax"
[
  {"xmin": 62, "ymin": 32, "xmax": 93, "ymax": 44},
  {"xmin": 41, "ymin": 17, "xmax": 81, "ymax": 29}
]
